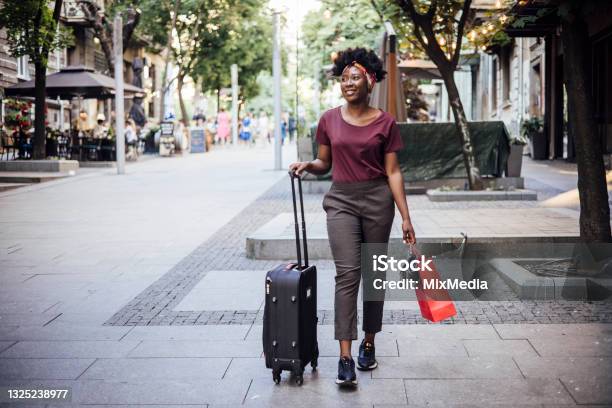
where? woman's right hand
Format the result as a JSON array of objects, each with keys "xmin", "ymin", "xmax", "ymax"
[{"xmin": 289, "ymin": 161, "xmax": 311, "ymax": 177}]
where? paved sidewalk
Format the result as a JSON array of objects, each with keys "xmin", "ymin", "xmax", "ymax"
[{"xmin": 1, "ymin": 146, "xmax": 611, "ymax": 406}]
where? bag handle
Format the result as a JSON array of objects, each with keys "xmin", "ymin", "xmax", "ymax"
[{"xmin": 289, "ymin": 171, "xmax": 309, "ymax": 269}]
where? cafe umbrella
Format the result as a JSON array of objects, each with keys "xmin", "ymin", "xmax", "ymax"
[
  {"xmin": 4, "ymin": 65, "xmax": 144, "ymax": 100},
  {"xmin": 5, "ymin": 65, "xmax": 145, "ymax": 160}
]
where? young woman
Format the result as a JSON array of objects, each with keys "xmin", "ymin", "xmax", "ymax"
[{"xmin": 289, "ymin": 47, "xmax": 416, "ymax": 387}]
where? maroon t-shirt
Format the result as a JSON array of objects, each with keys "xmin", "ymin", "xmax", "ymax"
[{"xmin": 315, "ymin": 106, "xmax": 404, "ymax": 182}]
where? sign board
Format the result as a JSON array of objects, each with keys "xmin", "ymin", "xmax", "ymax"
[
  {"xmin": 160, "ymin": 121, "xmax": 174, "ymax": 136},
  {"xmin": 190, "ymin": 127, "xmax": 206, "ymax": 153}
]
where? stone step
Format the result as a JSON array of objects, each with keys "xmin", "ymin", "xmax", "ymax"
[
  {"xmin": 0, "ymin": 171, "xmax": 71, "ymax": 184},
  {"xmin": 246, "ymin": 208, "xmax": 589, "ymax": 260},
  {"xmin": 0, "ymin": 159, "xmax": 79, "ymax": 172},
  {"xmin": 427, "ymin": 189, "xmax": 538, "ymax": 201},
  {"xmin": 0, "ymin": 182, "xmax": 29, "ymax": 192}
]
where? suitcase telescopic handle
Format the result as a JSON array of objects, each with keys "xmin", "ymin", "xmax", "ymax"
[{"xmin": 289, "ymin": 171, "xmax": 309, "ymax": 269}]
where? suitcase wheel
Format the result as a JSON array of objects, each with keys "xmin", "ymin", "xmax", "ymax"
[
  {"xmin": 293, "ymin": 367, "xmax": 304, "ymax": 385},
  {"xmin": 272, "ymin": 370, "xmax": 281, "ymax": 384}
]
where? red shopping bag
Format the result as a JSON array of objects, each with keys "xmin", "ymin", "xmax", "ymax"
[{"xmin": 411, "ymin": 247, "xmax": 457, "ymax": 322}]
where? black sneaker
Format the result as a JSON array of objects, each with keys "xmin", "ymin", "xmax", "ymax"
[
  {"xmin": 336, "ymin": 356, "xmax": 357, "ymax": 386},
  {"xmin": 357, "ymin": 339, "xmax": 378, "ymax": 370}
]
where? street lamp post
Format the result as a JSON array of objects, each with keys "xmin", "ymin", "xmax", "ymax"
[
  {"xmin": 114, "ymin": 15, "xmax": 125, "ymax": 175},
  {"xmin": 272, "ymin": 10, "xmax": 282, "ymax": 170},
  {"xmin": 231, "ymin": 64, "xmax": 239, "ymax": 146}
]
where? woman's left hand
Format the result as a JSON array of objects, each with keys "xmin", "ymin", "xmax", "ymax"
[{"xmin": 402, "ymin": 219, "xmax": 416, "ymax": 246}]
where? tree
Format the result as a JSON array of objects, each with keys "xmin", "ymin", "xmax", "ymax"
[
  {"xmin": 558, "ymin": 2, "xmax": 610, "ymax": 242},
  {"xmin": 383, "ymin": 0, "xmax": 484, "ymax": 190},
  {"xmin": 193, "ymin": 0, "xmax": 273, "ymax": 116},
  {"xmin": 0, "ymin": 0, "xmax": 71, "ymax": 159},
  {"xmin": 138, "ymin": 0, "xmax": 269, "ymax": 122},
  {"xmin": 473, "ymin": 0, "xmax": 610, "ymax": 242},
  {"xmin": 78, "ymin": 0, "xmax": 141, "ymax": 76},
  {"xmin": 301, "ymin": 0, "xmax": 381, "ymax": 91}
]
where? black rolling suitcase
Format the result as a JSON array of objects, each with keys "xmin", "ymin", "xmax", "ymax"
[{"xmin": 262, "ymin": 171, "xmax": 319, "ymax": 385}]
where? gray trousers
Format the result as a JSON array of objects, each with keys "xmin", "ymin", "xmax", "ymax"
[{"xmin": 322, "ymin": 177, "xmax": 395, "ymax": 340}]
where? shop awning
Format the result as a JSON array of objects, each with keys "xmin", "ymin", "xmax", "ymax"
[{"xmin": 4, "ymin": 65, "xmax": 145, "ymax": 100}]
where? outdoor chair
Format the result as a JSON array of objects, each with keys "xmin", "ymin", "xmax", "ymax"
[
  {"xmin": 1, "ymin": 131, "xmax": 18, "ymax": 160},
  {"xmin": 100, "ymin": 139, "xmax": 116, "ymax": 161},
  {"xmin": 82, "ymin": 138, "xmax": 100, "ymax": 161},
  {"xmin": 18, "ymin": 134, "xmax": 32, "ymax": 159}
]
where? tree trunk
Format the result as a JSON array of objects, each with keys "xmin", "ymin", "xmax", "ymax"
[
  {"xmin": 440, "ymin": 67, "xmax": 484, "ymax": 190},
  {"xmin": 561, "ymin": 15, "xmax": 611, "ymax": 242},
  {"xmin": 177, "ymin": 74, "xmax": 189, "ymax": 125},
  {"xmin": 122, "ymin": 7, "xmax": 140, "ymax": 52},
  {"xmin": 33, "ymin": 61, "xmax": 47, "ymax": 159},
  {"xmin": 79, "ymin": 1, "xmax": 114, "ymax": 75}
]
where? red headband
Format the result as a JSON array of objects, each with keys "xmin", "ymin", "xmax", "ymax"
[{"xmin": 342, "ymin": 61, "xmax": 376, "ymax": 91}]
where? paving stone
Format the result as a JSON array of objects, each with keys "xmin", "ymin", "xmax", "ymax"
[
  {"xmin": 0, "ymin": 322, "xmax": 132, "ymax": 341},
  {"xmin": 529, "ymin": 335, "xmax": 612, "ymax": 357},
  {"xmin": 494, "ymin": 323, "xmax": 612, "ymax": 339},
  {"xmin": 372, "ymin": 356, "xmax": 522, "ymax": 379},
  {"xmin": 317, "ymin": 336, "xmax": 398, "ymax": 357},
  {"xmin": 560, "ymin": 376, "xmax": 612, "ymax": 405},
  {"xmin": 396, "ymin": 338, "xmax": 468, "ymax": 357},
  {"xmin": 514, "ymin": 356, "xmax": 612, "ymax": 378},
  {"xmin": 403, "ymin": 378, "xmax": 574, "ymax": 405},
  {"xmin": 245, "ymin": 377, "xmax": 407, "ymax": 406},
  {"xmin": 79, "ymin": 357, "xmax": 231, "ymax": 380},
  {"xmin": 0, "ymin": 358, "xmax": 94, "ymax": 380},
  {"xmin": 0, "ymin": 312, "xmax": 61, "ymax": 326},
  {"xmin": 223, "ymin": 356, "xmax": 363, "ymax": 380},
  {"xmin": 463, "ymin": 339, "xmax": 538, "ymax": 357},
  {"xmin": 382, "ymin": 324, "xmax": 499, "ymax": 339},
  {"xmin": 0, "ymin": 341, "xmax": 141, "ymax": 358},
  {"xmin": 74, "ymin": 379, "xmax": 250, "ymax": 405},
  {"xmin": 100, "ymin": 176, "xmax": 612, "ymax": 328},
  {"xmin": 0, "ymin": 341, "xmax": 16, "ymax": 354},
  {"xmin": 121, "ymin": 325, "xmax": 250, "ymax": 341},
  {"xmin": 128, "ymin": 340, "xmax": 263, "ymax": 358}
]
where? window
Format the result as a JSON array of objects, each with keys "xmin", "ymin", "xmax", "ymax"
[
  {"xmin": 17, "ymin": 55, "xmax": 30, "ymax": 80},
  {"xmin": 491, "ymin": 57, "xmax": 498, "ymax": 111},
  {"xmin": 501, "ymin": 47, "xmax": 511, "ymax": 102}
]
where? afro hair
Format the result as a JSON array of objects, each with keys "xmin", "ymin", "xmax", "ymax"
[{"xmin": 331, "ymin": 47, "xmax": 387, "ymax": 83}]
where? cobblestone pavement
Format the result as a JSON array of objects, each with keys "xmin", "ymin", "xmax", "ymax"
[{"xmin": 104, "ymin": 176, "xmax": 612, "ymax": 327}]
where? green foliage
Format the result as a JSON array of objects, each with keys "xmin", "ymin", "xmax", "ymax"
[
  {"xmin": 192, "ymin": 0, "xmax": 273, "ymax": 100},
  {"xmin": 301, "ymin": 0, "xmax": 381, "ymax": 90},
  {"xmin": 521, "ymin": 116, "xmax": 544, "ymax": 138},
  {"xmin": 0, "ymin": 0, "xmax": 73, "ymax": 65},
  {"xmin": 137, "ymin": 0, "xmax": 272, "ymax": 103},
  {"xmin": 3, "ymin": 99, "xmax": 33, "ymax": 132},
  {"xmin": 384, "ymin": 0, "xmax": 468, "ymax": 62}
]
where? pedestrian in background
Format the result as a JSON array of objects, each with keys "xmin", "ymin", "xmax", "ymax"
[
  {"xmin": 239, "ymin": 112, "xmax": 253, "ymax": 146},
  {"xmin": 257, "ymin": 111, "xmax": 269, "ymax": 146},
  {"xmin": 288, "ymin": 112, "xmax": 297, "ymax": 143},
  {"xmin": 216, "ymin": 107, "xmax": 230, "ymax": 145}
]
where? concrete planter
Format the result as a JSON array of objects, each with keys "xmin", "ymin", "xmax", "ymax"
[
  {"xmin": 296, "ymin": 137, "xmax": 313, "ymax": 162},
  {"xmin": 529, "ymin": 130, "xmax": 547, "ymax": 160},
  {"xmin": 0, "ymin": 159, "xmax": 79, "ymax": 173},
  {"xmin": 506, "ymin": 144, "xmax": 525, "ymax": 177}
]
